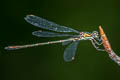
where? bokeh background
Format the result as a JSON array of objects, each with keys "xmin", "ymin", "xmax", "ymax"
[{"xmin": 1, "ymin": 0, "xmax": 120, "ymax": 80}]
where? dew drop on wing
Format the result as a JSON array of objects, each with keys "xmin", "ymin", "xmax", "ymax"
[{"xmin": 64, "ymin": 41, "xmax": 79, "ymax": 62}]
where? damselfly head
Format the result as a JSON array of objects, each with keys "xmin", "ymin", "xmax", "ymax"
[{"xmin": 92, "ymin": 31, "xmax": 99, "ymax": 39}]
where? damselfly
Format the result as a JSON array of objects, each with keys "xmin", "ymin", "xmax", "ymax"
[
  {"xmin": 5, "ymin": 15, "xmax": 104, "ymax": 62},
  {"xmin": 99, "ymin": 26, "xmax": 120, "ymax": 65}
]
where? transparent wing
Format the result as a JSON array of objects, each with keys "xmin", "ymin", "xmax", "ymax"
[
  {"xmin": 64, "ymin": 41, "xmax": 79, "ymax": 62},
  {"xmin": 32, "ymin": 30, "xmax": 73, "ymax": 37},
  {"xmin": 62, "ymin": 35, "xmax": 79, "ymax": 46},
  {"xmin": 25, "ymin": 15, "xmax": 79, "ymax": 33},
  {"xmin": 62, "ymin": 41, "xmax": 72, "ymax": 46}
]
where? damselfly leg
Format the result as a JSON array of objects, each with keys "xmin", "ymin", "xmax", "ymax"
[{"xmin": 91, "ymin": 40, "xmax": 105, "ymax": 51}]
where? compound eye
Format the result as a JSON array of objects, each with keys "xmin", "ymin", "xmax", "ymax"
[
  {"xmin": 94, "ymin": 32, "xmax": 98, "ymax": 35},
  {"xmin": 96, "ymin": 32, "xmax": 99, "ymax": 36},
  {"xmin": 93, "ymin": 31, "xmax": 98, "ymax": 35}
]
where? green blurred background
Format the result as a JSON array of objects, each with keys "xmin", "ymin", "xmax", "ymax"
[{"xmin": 1, "ymin": 0, "xmax": 120, "ymax": 80}]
